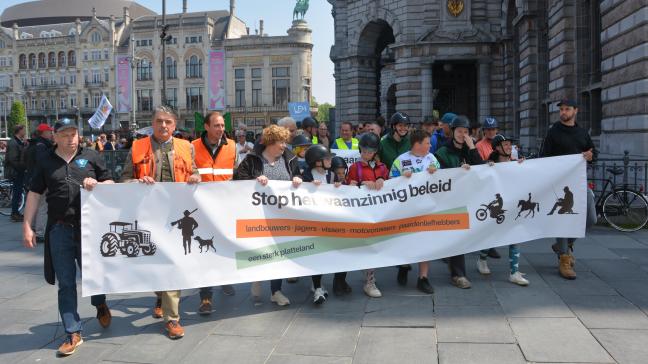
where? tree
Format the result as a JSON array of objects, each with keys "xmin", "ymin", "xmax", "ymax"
[
  {"xmin": 317, "ymin": 102, "xmax": 334, "ymax": 122},
  {"xmin": 8, "ymin": 101, "xmax": 27, "ymax": 133}
]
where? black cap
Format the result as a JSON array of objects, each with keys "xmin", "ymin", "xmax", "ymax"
[
  {"xmin": 54, "ymin": 118, "xmax": 78, "ymax": 132},
  {"xmin": 557, "ymin": 98, "xmax": 578, "ymax": 108}
]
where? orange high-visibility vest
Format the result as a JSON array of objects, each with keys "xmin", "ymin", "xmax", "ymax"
[
  {"xmin": 131, "ymin": 136, "xmax": 193, "ymax": 182},
  {"xmin": 191, "ymin": 137, "xmax": 236, "ymax": 181}
]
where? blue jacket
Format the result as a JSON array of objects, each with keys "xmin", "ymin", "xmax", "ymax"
[{"xmin": 430, "ymin": 129, "xmax": 447, "ymax": 154}]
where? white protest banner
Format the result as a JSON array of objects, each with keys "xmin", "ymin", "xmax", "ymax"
[
  {"xmin": 333, "ymin": 149, "xmax": 361, "ymax": 167},
  {"xmin": 81, "ymin": 155, "xmax": 586, "ymax": 296}
]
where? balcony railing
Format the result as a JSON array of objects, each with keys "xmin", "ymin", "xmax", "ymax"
[
  {"xmin": 85, "ymin": 81, "xmax": 107, "ymax": 87},
  {"xmin": 24, "ymin": 83, "xmax": 66, "ymax": 90}
]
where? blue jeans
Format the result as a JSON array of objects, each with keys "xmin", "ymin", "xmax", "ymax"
[
  {"xmin": 49, "ymin": 223, "xmax": 105, "ymax": 334},
  {"xmin": 11, "ymin": 171, "xmax": 24, "ymax": 214}
]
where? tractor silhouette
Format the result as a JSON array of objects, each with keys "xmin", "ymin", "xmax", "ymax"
[{"xmin": 100, "ymin": 221, "xmax": 156, "ymax": 257}]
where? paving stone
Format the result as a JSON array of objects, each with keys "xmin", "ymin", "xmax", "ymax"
[
  {"xmin": 583, "ymin": 258, "xmax": 648, "ymax": 282},
  {"xmin": 510, "ymin": 318, "xmax": 614, "ymax": 363},
  {"xmin": 563, "ymin": 295, "xmax": 648, "ymax": 329},
  {"xmin": 438, "ymin": 343, "xmax": 526, "ymax": 364},
  {"xmin": 433, "ymin": 279, "xmax": 500, "ymax": 306},
  {"xmin": 211, "ymin": 306, "xmax": 298, "ymax": 337},
  {"xmin": 540, "ymin": 271, "xmax": 619, "ymax": 297},
  {"xmin": 0, "ymin": 272, "xmax": 46, "ymax": 299},
  {"xmin": 0, "ymin": 322, "xmax": 64, "ymax": 363},
  {"xmin": 354, "ymin": 327, "xmax": 436, "ymax": 364},
  {"xmin": 605, "ymin": 280, "xmax": 648, "ymax": 314},
  {"xmin": 267, "ymin": 354, "xmax": 352, "ymax": 364},
  {"xmin": 17, "ymin": 340, "xmax": 120, "ymax": 364},
  {"xmin": 590, "ymin": 234, "xmax": 648, "ymax": 249},
  {"xmin": 611, "ymin": 248, "xmax": 648, "ymax": 266},
  {"xmin": 181, "ymin": 335, "xmax": 277, "ymax": 364},
  {"xmin": 363, "ymin": 294, "xmax": 434, "ymax": 327},
  {"xmin": 436, "ymin": 306, "xmax": 515, "ymax": 343},
  {"xmin": 274, "ymin": 313, "xmax": 361, "ymax": 356},
  {"xmin": 494, "ymin": 286, "xmax": 575, "ymax": 318},
  {"xmin": 591, "ymin": 329, "xmax": 648, "ymax": 364}
]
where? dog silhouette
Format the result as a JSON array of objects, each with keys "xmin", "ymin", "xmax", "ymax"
[{"xmin": 193, "ymin": 236, "xmax": 216, "ymax": 253}]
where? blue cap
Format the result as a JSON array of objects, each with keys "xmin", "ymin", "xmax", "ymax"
[
  {"xmin": 440, "ymin": 112, "xmax": 457, "ymax": 124},
  {"xmin": 482, "ymin": 117, "xmax": 498, "ymax": 129}
]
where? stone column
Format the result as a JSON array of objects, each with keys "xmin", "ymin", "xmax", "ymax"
[
  {"xmin": 421, "ymin": 63, "xmax": 433, "ymax": 120},
  {"xmin": 478, "ymin": 59, "xmax": 491, "ymax": 124}
]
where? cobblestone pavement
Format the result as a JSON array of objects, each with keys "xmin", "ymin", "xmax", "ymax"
[{"xmin": 1, "ymin": 217, "xmax": 647, "ymax": 363}]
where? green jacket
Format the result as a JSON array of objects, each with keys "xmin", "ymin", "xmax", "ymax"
[
  {"xmin": 434, "ymin": 142, "xmax": 484, "ymax": 169},
  {"xmin": 379, "ymin": 133, "xmax": 411, "ymax": 169}
]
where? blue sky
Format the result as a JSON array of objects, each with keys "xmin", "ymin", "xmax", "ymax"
[{"xmin": 0, "ymin": 0, "xmax": 336, "ymax": 104}]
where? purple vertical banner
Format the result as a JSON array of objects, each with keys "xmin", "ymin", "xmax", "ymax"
[
  {"xmin": 208, "ymin": 50, "xmax": 225, "ymax": 110},
  {"xmin": 116, "ymin": 56, "xmax": 132, "ymax": 113}
]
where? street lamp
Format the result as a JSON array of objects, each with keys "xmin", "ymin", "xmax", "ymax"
[
  {"xmin": 159, "ymin": 0, "xmax": 171, "ymax": 106},
  {"xmin": 73, "ymin": 105, "xmax": 82, "ymax": 137}
]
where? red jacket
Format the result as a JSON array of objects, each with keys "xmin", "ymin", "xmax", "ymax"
[{"xmin": 346, "ymin": 160, "xmax": 389, "ymax": 184}]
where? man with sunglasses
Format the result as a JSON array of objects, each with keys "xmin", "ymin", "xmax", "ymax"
[{"xmin": 22, "ymin": 118, "xmax": 114, "ymax": 356}]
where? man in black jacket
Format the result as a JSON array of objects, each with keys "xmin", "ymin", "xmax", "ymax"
[
  {"xmin": 5, "ymin": 125, "xmax": 27, "ymax": 222},
  {"xmin": 540, "ymin": 99, "xmax": 596, "ymax": 280},
  {"xmin": 24, "ymin": 123, "xmax": 54, "ymax": 242}
]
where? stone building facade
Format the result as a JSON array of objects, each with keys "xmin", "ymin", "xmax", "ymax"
[
  {"xmin": 329, "ymin": 0, "xmax": 648, "ymax": 157},
  {"xmin": 0, "ymin": 0, "xmax": 313, "ymax": 136}
]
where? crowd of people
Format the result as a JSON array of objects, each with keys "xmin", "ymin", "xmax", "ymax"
[{"xmin": 9, "ymin": 98, "xmax": 597, "ymax": 356}]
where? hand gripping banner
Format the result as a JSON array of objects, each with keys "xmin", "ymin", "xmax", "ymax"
[{"xmin": 81, "ymin": 155, "xmax": 586, "ymax": 296}]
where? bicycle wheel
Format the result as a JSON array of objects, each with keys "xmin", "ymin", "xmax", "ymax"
[{"xmin": 602, "ymin": 189, "xmax": 648, "ymax": 232}]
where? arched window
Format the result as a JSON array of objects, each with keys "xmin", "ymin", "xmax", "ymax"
[
  {"xmin": 19, "ymin": 54, "xmax": 27, "ymax": 69},
  {"xmin": 38, "ymin": 53, "xmax": 46, "ymax": 68},
  {"xmin": 0, "ymin": 39, "xmax": 6, "ymax": 48},
  {"xmin": 137, "ymin": 58, "xmax": 152, "ymax": 81},
  {"xmin": 29, "ymin": 54, "xmax": 36, "ymax": 69},
  {"xmin": 165, "ymin": 57, "xmax": 177, "ymax": 79},
  {"xmin": 90, "ymin": 31, "xmax": 102, "ymax": 44},
  {"xmin": 185, "ymin": 55, "xmax": 202, "ymax": 78},
  {"xmin": 68, "ymin": 51, "xmax": 76, "ymax": 66},
  {"xmin": 48, "ymin": 52, "xmax": 56, "ymax": 68},
  {"xmin": 58, "ymin": 51, "xmax": 66, "ymax": 67}
]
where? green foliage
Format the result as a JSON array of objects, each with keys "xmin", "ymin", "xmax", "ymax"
[
  {"xmin": 316, "ymin": 102, "xmax": 333, "ymax": 122},
  {"xmin": 8, "ymin": 101, "xmax": 27, "ymax": 132}
]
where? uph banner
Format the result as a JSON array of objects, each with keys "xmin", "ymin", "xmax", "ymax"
[
  {"xmin": 207, "ymin": 50, "xmax": 225, "ymax": 110},
  {"xmin": 81, "ymin": 155, "xmax": 586, "ymax": 296},
  {"xmin": 88, "ymin": 95, "xmax": 112, "ymax": 130},
  {"xmin": 115, "ymin": 56, "xmax": 131, "ymax": 113},
  {"xmin": 288, "ymin": 101, "xmax": 311, "ymax": 122}
]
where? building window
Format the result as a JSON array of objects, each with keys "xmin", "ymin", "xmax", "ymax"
[
  {"xmin": 165, "ymin": 37, "xmax": 177, "ymax": 45},
  {"xmin": 186, "ymin": 55, "xmax": 202, "ymax": 78},
  {"xmin": 272, "ymin": 67, "xmax": 290, "ymax": 107},
  {"xmin": 165, "ymin": 57, "xmax": 177, "ymax": 79},
  {"xmin": 69, "ymin": 73, "xmax": 76, "ymax": 85},
  {"xmin": 60, "ymin": 71, "xmax": 66, "ymax": 85},
  {"xmin": 137, "ymin": 89, "xmax": 153, "ymax": 111},
  {"xmin": 92, "ymin": 94, "xmax": 102, "ymax": 108},
  {"xmin": 84, "ymin": 94, "xmax": 89, "ymax": 107},
  {"xmin": 19, "ymin": 54, "xmax": 27, "ymax": 69},
  {"xmin": 137, "ymin": 59, "xmax": 152, "ymax": 81},
  {"xmin": 58, "ymin": 51, "xmax": 66, "ymax": 67},
  {"xmin": 60, "ymin": 95, "xmax": 66, "ymax": 109},
  {"xmin": 252, "ymin": 80, "xmax": 262, "ymax": 107},
  {"xmin": 91, "ymin": 31, "xmax": 102, "ymax": 44},
  {"xmin": 165, "ymin": 88, "xmax": 177, "ymax": 109},
  {"xmin": 0, "ymin": 39, "xmax": 4, "ymax": 48},
  {"xmin": 91, "ymin": 50, "xmax": 101, "ymax": 61},
  {"xmin": 104, "ymin": 67, "xmax": 110, "ymax": 82},
  {"xmin": 29, "ymin": 54, "xmax": 36, "ymax": 69},
  {"xmin": 136, "ymin": 39, "xmax": 153, "ymax": 47},
  {"xmin": 185, "ymin": 87, "xmax": 203, "ymax": 110},
  {"xmin": 235, "ymin": 81, "xmax": 245, "ymax": 107},
  {"xmin": 48, "ymin": 52, "xmax": 56, "ymax": 68},
  {"xmin": 68, "ymin": 51, "xmax": 76, "ymax": 66},
  {"xmin": 20, "ymin": 75, "xmax": 27, "ymax": 87},
  {"xmin": 38, "ymin": 53, "xmax": 46, "ymax": 68},
  {"xmin": 104, "ymin": 49, "xmax": 109, "ymax": 60},
  {"xmin": 69, "ymin": 94, "xmax": 76, "ymax": 108},
  {"xmin": 92, "ymin": 69, "xmax": 101, "ymax": 84},
  {"xmin": 83, "ymin": 51, "xmax": 88, "ymax": 61},
  {"xmin": 185, "ymin": 35, "xmax": 202, "ymax": 44}
]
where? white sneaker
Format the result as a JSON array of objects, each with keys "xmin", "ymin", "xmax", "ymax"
[
  {"xmin": 310, "ymin": 283, "xmax": 329, "ymax": 297},
  {"xmin": 313, "ymin": 288, "xmax": 327, "ymax": 304},
  {"xmin": 250, "ymin": 281, "xmax": 262, "ymax": 298},
  {"xmin": 363, "ymin": 281, "xmax": 382, "ymax": 298},
  {"xmin": 271, "ymin": 290, "xmax": 291, "ymax": 306},
  {"xmin": 509, "ymin": 271, "xmax": 529, "ymax": 286},
  {"xmin": 477, "ymin": 258, "xmax": 491, "ymax": 275}
]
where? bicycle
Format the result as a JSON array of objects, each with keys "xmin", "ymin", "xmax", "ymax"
[
  {"xmin": 590, "ymin": 167, "xmax": 648, "ymax": 232},
  {"xmin": 0, "ymin": 179, "xmax": 25, "ymax": 216}
]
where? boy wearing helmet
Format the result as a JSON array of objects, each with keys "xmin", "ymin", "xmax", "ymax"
[
  {"xmin": 347, "ymin": 132, "xmax": 390, "ymax": 298},
  {"xmin": 379, "ymin": 112, "xmax": 412, "ymax": 169},
  {"xmin": 389, "ymin": 129, "xmax": 440, "ymax": 294},
  {"xmin": 476, "ymin": 135, "xmax": 530, "ymax": 286},
  {"xmin": 434, "ymin": 115, "xmax": 484, "ymax": 289}
]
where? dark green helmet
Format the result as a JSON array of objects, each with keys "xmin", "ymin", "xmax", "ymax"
[{"xmin": 450, "ymin": 115, "xmax": 471, "ymax": 129}]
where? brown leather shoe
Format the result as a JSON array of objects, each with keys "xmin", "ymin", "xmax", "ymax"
[
  {"xmin": 57, "ymin": 332, "xmax": 83, "ymax": 356},
  {"xmin": 165, "ymin": 320, "xmax": 185, "ymax": 339},
  {"xmin": 559, "ymin": 254, "xmax": 577, "ymax": 280},
  {"xmin": 152, "ymin": 298, "xmax": 163, "ymax": 319},
  {"xmin": 198, "ymin": 298, "xmax": 212, "ymax": 315},
  {"xmin": 96, "ymin": 303, "xmax": 112, "ymax": 328}
]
